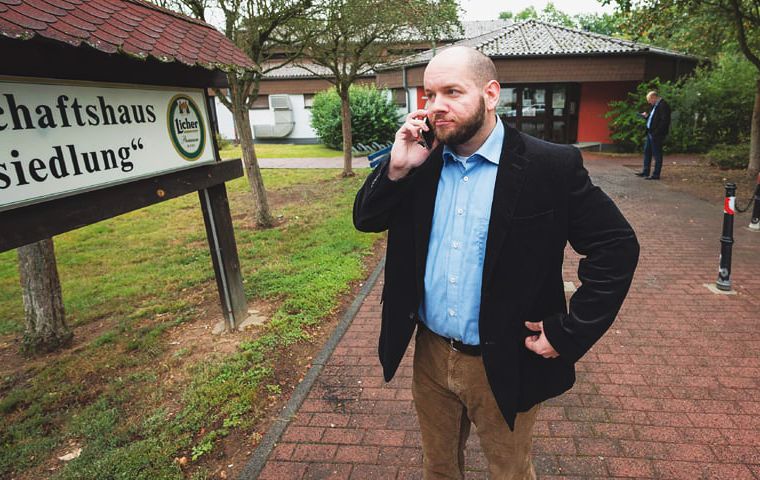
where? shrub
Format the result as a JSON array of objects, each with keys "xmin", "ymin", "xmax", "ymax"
[
  {"xmin": 606, "ymin": 80, "xmax": 656, "ymax": 152},
  {"xmin": 707, "ymin": 143, "xmax": 750, "ymax": 170},
  {"xmin": 606, "ymin": 52, "xmax": 756, "ymax": 153},
  {"xmin": 666, "ymin": 52, "xmax": 755, "ymax": 152},
  {"xmin": 606, "ymin": 79, "xmax": 687, "ymax": 152},
  {"xmin": 310, "ymin": 85, "xmax": 400, "ymax": 150},
  {"xmin": 215, "ymin": 132, "xmax": 233, "ymax": 150}
]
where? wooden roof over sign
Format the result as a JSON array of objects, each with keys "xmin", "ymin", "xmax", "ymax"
[{"xmin": 0, "ymin": 0, "xmax": 254, "ymax": 72}]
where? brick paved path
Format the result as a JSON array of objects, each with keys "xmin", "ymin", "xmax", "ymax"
[{"xmin": 257, "ymin": 156, "xmax": 760, "ymax": 479}]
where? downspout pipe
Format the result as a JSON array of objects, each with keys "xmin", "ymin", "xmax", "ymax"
[{"xmin": 402, "ymin": 65, "xmax": 410, "ymax": 114}]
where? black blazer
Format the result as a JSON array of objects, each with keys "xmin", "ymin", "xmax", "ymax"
[
  {"xmin": 647, "ymin": 99, "xmax": 671, "ymax": 140},
  {"xmin": 353, "ymin": 124, "xmax": 639, "ymax": 429}
]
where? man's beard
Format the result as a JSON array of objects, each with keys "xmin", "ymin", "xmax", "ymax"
[{"xmin": 433, "ymin": 97, "xmax": 486, "ymax": 147}]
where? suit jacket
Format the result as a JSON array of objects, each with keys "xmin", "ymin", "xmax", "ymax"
[
  {"xmin": 647, "ymin": 99, "xmax": 671, "ymax": 140},
  {"xmin": 353, "ymin": 124, "xmax": 639, "ymax": 429}
]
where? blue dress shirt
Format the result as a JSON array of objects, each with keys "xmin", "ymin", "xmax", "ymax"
[
  {"xmin": 647, "ymin": 99, "xmax": 661, "ymax": 130},
  {"xmin": 419, "ymin": 117, "xmax": 504, "ymax": 345}
]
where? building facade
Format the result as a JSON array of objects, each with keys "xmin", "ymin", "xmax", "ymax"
[
  {"xmin": 220, "ymin": 20, "xmax": 698, "ymax": 147},
  {"xmin": 216, "ymin": 21, "xmax": 512, "ymax": 144}
]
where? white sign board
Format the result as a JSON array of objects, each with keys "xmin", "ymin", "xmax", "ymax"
[{"xmin": 0, "ymin": 78, "xmax": 216, "ymax": 212}]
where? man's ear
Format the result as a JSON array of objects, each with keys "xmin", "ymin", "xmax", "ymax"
[{"xmin": 484, "ymin": 80, "xmax": 500, "ymax": 111}]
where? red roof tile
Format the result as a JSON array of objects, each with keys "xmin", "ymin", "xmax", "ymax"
[
  {"xmin": 3, "ymin": 9, "xmax": 48, "ymax": 30},
  {"xmin": 0, "ymin": 16, "xmax": 26, "ymax": 36},
  {"xmin": 41, "ymin": 0, "xmax": 78, "ymax": 11},
  {"xmin": 87, "ymin": 0, "xmax": 119, "ymax": 15},
  {"xmin": 128, "ymin": 27, "xmax": 157, "ymax": 44},
  {"xmin": 117, "ymin": 6, "xmax": 143, "ymax": 22},
  {"xmin": 52, "ymin": 16, "xmax": 94, "ymax": 37},
  {"xmin": 76, "ymin": 1, "xmax": 109, "ymax": 18},
  {"xmin": 35, "ymin": 0, "xmax": 70, "ymax": 16},
  {"xmin": 68, "ymin": 7, "xmax": 107, "ymax": 26},
  {"xmin": 58, "ymin": 12, "xmax": 99, "ymax": 31},
  {"xmin": 0, "ymin": 0, "xmax": 254, "ymax": 72},
  {"xmin": 15, "ymin": 2, "xmax": 59, "ymax": 22}
]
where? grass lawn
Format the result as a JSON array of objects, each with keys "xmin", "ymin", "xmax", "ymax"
[
  {"xmin": 0, "ymin": 169, "xmax": 382, "ymax": 479},
  {"xmin": 218, "ymin": 143, "xmax": 342, "ymax": 160}
]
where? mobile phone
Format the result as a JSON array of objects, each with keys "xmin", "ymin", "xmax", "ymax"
[{"xmin": 418, "ymin": 117, "xmax": 435, "ymax": 150}]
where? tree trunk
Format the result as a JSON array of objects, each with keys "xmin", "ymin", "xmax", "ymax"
[
  {"xmin": 748, "ymin": 77, "xmax": 760, "ymax": 177},
  {"xmin": 17, "ymin": 238, "xmax": 71, "ymax": 353},
  {"xmin": 229, "ymin": 80, "xmax": 274, "ymax": 228},
  {"xmin": 339, "ymin": 88, "xmax": 355, "ymax": 177}
]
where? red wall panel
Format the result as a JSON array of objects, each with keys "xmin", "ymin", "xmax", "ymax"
[
  {"xmin": 577, "ymin": 81, "xmax": 638, "ymax": 143},
  {"xmin": 416, "ymin": 87, "xmax": 427, "ymax": 111}
]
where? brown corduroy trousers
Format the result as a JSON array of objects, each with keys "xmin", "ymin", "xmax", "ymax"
[{"xmin": 412, "ymin": 327, "xmax": 540, "ymax": 480}]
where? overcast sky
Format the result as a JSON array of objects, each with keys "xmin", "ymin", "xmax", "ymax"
[
  {"xmin": 206, "ymin": 0, "xmax": 615, "ymax": 31},
  {"xmin": 460, "ymin": 0, "xmax": 615, "ymax": 20}
]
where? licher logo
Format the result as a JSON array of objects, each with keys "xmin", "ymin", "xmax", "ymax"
[{"xmin": 167, "ymin": 94, "xmax": 206, "ymax": 161}]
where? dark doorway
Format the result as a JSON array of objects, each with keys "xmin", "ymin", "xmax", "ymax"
[{"xmin": 497, "ymin": 84, "xmax": 580, "ymax": 144}]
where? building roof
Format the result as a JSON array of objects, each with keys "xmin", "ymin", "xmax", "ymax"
[
  {"xmin": 380, "ymin": 19, "xmax": 699, "ymax": 69},
  {"xmin": 260, "ymin": 20, "xmax": 512, "ymax": 80},
  {"xmin": 0, "ymin": 0, "xmax": 254, "ymax": 72},
  {"xmin": 263, "ymin": 62, "xmax": 376, "ymax": 80},
  {"xmin": 397, "ymin": 19, "xmax": 512, "ymax": 42},
  {"xmin": 454, "ymin": 20, "xmax": 512, "ymax": 41}
]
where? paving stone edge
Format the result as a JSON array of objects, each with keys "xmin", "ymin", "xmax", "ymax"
[{"xmin": 237, "ymin": 256, "xmax": 386, "ymax": 480}]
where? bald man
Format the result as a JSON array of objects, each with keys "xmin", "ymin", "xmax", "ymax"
[
  {"xmin": 636, "ymin": 90, "xmax": 671, "ymax": 180},
  {"xmin": 354, "ymin": 47, "xmax": 639, "ymax": 479}
]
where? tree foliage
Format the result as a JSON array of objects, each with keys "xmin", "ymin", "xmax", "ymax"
[
  {"xmin": 155, "ymin": 0, "xmax": 314, "ymax": 227},
  {"xmin": 606, "ymin": 0, "xmax": 756, "ymax": 59},
  {"xmin": 310, "ymin": 85, "xmax": 400, "ymax": 149},
  {"xmin": 298, "ymin": 0, "xmax": 460, "ymax": 176},
  {"xmin": 604, "ymin": 0, "xmax": 760, "ymax": 174},
  {"xmin": 499, "ymin": 2, "xmax": 625, "ymax": 36}
]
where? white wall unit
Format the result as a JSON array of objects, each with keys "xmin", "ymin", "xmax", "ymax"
[
  {"xmin": 215, "ymin": 94, "xmax": 319, "ymax": 142},
  {"xmin": 215, "ymin": 87, "xmax": 417, "ymax": 143}
]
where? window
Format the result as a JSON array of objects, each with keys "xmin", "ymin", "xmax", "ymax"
[
  {"xmin": 303, "ymin": 94, "xmax": 315, "ymax": 109},
  {"xmin": 391, "ymin": 89, "xmax": 407, "ymax": 108},
  {"xmin": 497, "ymin": 84, "xmax": 579, "ymax": 144},
  {"xmin": 496, "ymin": 88, "xmax": 517, "ymax": 117},
  {"xmin": 522, "ymin": 88, "xmax": 546, "ymax": 117},
  {"xmin": 251, "ymin": 95, "xmax": 269, "ymax": 110},
  {"xmin": 552, "ymin": 87, "xmax": 566, "ymax": 116}
]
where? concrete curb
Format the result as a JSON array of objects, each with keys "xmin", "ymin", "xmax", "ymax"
[{"xmin": 237, "ymin": 256, "xmax": 385, "ymax": 480}]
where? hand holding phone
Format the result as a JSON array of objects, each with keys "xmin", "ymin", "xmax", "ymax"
[
  {"xmin": 417, "ymin": 117, "xmax": 435, "ymax": 150},
  {"xmin": 388, "ymin": 110, "xmax": 434, "ymax": 180}
]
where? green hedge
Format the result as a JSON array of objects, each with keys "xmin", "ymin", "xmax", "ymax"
[
  {"xmin": 310, "ymin": 85, "xmax": 400, "ymax": 150},
  {"xmin": 707, "ymin": 143, "xmax": 750, "ymax": 169}
]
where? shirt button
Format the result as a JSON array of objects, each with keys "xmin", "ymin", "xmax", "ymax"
[
  {"xmin": 449, "ymin": 276, "xmax": 457, "ymax": 284},
  {"xmin": 452, "ymin": 241, "xmax": 460, "ymax": 249},
  {"xmin": 448, "ymin": 308, "xmax": 456, "ymax": 317},
  {"xmin": 463, "ymin": 176, "xmax": 469, "ymax": 182},
  {"xmin": 456, "ymin": 208, "xmax": 464, "ymax": 215}
]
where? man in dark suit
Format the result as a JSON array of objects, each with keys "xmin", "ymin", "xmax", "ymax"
[
  {"xmin": 354, "ymin": 46, "xmax": 639, "ymax": 479},
  {"xmin": 635, "ymin": 90, "xmax": 671, "ymax": 180}
]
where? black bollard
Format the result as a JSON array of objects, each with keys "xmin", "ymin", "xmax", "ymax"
[
  {"xmin": 717, "ymin": 183, "xmax": 736, "ymax": 291},
  {"xmin": 749, "ymin": 174, "xmax": 760, "ymax": 232}
]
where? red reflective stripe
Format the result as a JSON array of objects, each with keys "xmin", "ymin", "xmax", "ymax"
[{"xmin": 724, "ymin": 197, "xmax": 735, "ymax": 215}]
